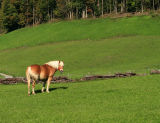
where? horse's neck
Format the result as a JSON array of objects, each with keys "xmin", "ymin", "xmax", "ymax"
[{"xmin": 45, "ymin": 61, "xmax": 58, "ymax": 69}]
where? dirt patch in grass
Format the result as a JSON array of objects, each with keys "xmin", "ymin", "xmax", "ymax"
[
  {"xmin": 3, "ymin": 70, "xmax": 160, "ymax": 84},
  {"xmin": 0, "ymin": 72, "xmax": 138, "ymax": 84}
]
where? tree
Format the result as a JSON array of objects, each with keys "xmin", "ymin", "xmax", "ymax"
[
  {"xmin": 141, "ymin": 0, "xmax": 144, "ymax": 13},
  {"xmin": 121, "ymin": 0, "xmax": 126, "ymax": 13},
  {"xmin": 101, "ymin": 0, "xmax": 103, "ymax": 16},
  {"xmin": 114, "ymin": 0, "xmax": 118, "ymax": 14},
  {"xmin": 2, "ymin": 0, "xmax": 20, "ymax": 32},
  {"xmin": 0, "ymin": 0, "xmax": 160, "ymax": 33}
]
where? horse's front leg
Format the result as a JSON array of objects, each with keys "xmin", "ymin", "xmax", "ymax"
[
  {"xmin": 46, "ymin": 76, "xmax": 52, "ymax": 93},
  {"xmin": 41, "ymin": 82, "xmax": 46, "ymax": 93},
  {"xmin": 32, "ymin": 79, "xmax": 36, "ymax": 95}
]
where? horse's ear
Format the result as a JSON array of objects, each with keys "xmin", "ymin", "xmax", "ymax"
[{"xmin": 59, "ymin": 61, "xmax": 60, "ymax": 63}]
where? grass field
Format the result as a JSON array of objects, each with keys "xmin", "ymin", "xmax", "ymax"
[
  {"xmin": 0, "ymin": 75, "xmax": 160, "ymax": 122},
  {"xmin": 1, "ymin": 15, "xmax": 160, "ymax": 122},
  {"xmin": 0, "ymin": 35, "xmax": 160, "ymax": 78},
  {"xmin": 0, "ymin": 15, "xmax": 160, "ymax": 51},
  {"xmin": 0, "ymin": 15, "xmax": 160, "ymax": 78}
]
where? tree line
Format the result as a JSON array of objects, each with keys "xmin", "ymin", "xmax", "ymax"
[{"xmin": 0, "ymin": 0, "xmax": 160, "ymax": 33}]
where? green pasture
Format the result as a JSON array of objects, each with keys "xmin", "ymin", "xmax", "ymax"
[
  {"xmin": 0, "ymin": 15, "xmax": 160, "ymax": 51},
  {"xmin": 0, "ymin": 15, "xmax": 160, "ymax": 122},
  {"xmin": 0, "ymin": 75, "xmax": 160, "ymax": 122},
  {"xmin": 0, "ymin": 15, "xmax": 160, "ymax": 78},
  {"xmin": 0, "ymin": 35, "xmax": 160, "ymax": 78}
]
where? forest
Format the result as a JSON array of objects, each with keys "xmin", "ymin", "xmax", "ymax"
[{"xmin": 0, "ymin": 0, "xmax": 160, "ymax": 33}]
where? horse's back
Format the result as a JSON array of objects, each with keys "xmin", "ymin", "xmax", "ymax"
[
  {"xmin": 30, "ymin": 64, "xmax": 41, "ymax": 74},
  {"xmin": 27, "ymin": 64, "xmax": 55, "ymax": 80}
]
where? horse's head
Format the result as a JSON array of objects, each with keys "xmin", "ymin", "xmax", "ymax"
[
  {"xmin": 58, "ymin": 61, "xmax": 64, "ymax": 73},
  {"xmin": 46, "ymin": 61, "xmax": 64, "ymax": 73}
]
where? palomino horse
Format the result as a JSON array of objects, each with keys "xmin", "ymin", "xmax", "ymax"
[{"xmin": 26, "ymin": 61, "xmax": 64, "ymax": 95}]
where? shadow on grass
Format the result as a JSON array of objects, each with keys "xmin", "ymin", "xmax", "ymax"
[{"xmin": 35, "ymin": 87, "xmax": 68, "ymax": 94}]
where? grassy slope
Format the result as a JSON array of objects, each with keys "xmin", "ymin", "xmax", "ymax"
[
  {"xmin": 1, "ymin": 15, "xmax": 160, "ymax": 77},
  {"xmin": 0, "ymin": 75, "xmax": 160, "ymax": 122},
  {"xmin": 0, "ymin": 15, "xmax": 160, "ymax": 122},
  {"xmin": 0, "ymin": 35, "xmax": 160, "ymax": 78},
  {"xmin": 0, "ymin": 15, "xmax": 160, "ymax": 51}
]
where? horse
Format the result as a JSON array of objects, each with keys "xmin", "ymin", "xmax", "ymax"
[{"xmin": 26, "ymin": 61, "xmax": 64, "ymax": 96}]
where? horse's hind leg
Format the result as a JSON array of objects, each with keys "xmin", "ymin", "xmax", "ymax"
[
  {"xmin": 26, "ymin": 68, "xmax": 31, "ymax": 96},
  {"xmin": 41, "ymin": 82, "xmax": 46, "ymax": 93},
  {"xmin": 28, "ymin": 79, "xmax": 31, "ymax": 96},
  {"xmin": 32, "ymin": 80, "xmax": 36, "ymax": 95}
]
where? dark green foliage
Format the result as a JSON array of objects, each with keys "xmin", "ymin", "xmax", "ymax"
[
  {"xmin": 2, "ymin": 0, "xmax": 20, "ymax": 32},
  {"xmin": 0, "ymin": 0, "xmax": 160, "ymax": 32}
]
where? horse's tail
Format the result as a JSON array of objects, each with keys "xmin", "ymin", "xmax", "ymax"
[
  {"xmin": 26, "ymin": 66, "xmax": 31, "ymax": 82},
  {"xmin": 26, "ymin": 66, "xmax": 31, "ymax": 96}
]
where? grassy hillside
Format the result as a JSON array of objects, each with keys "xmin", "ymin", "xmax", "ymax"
[
  {"xmin": 1, "ymin": 15, "xmax": 160, "ymax": 123},
  {"xmin": 0, "ymin": 15, "xmax": 160, "ymax": 78},
  {"xmin": 1, "ymin": 75, "xmax": 160, "ymax": 122},
  {"xmin": 0, "ymin": 15, "xmax": 160, "ymax": 51},
  {"xmin": 0, "ymin": 35, "xmax": 160, "ymax": 78}
]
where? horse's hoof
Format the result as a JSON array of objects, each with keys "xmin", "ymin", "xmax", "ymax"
[
  {"xmin": 28, "ymin": 94, "xmax": 30, "ymax": 96},
  {"xmin": 46, "ymin": 91, "xmax": 50, "ymax": 93},
  {"xmin": 32, "ymin": 93, "xmax": 36, "ymax": 95}
]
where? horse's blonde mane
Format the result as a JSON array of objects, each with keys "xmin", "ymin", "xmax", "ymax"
[{"xmin": 45, "ymin": 61, "xmax": 64, "ymax": 69}]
